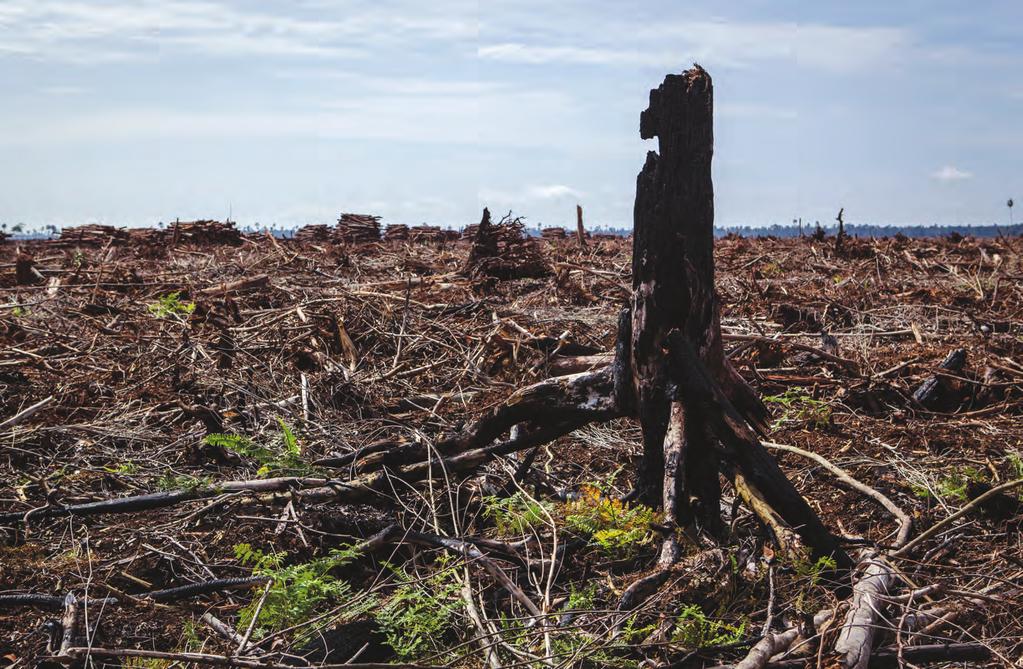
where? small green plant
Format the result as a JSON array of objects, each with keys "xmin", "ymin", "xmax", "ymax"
[
  {"xmin": 122, "ymin": 658, "xmax": 170, "ymax": 669},
  {"xmin": 913, "ymin": 467, "xmax": 985, "ymax": 503},
  {"xmin": 233, "ymin": 542, "xmax": 368, "ymax": 639},
  {"xmin": 179, "ymin": 619, "xmax": 203, "ymax": 652},
  {"xmin": 793, "ymin": 554, "xmax": 838, "ymax": 586},
  {"xmin": 11, "ymin": 305, "xmax": 26, "ymax": 318},
  {"xmin": 940, "ymin": 467, "xmax": 985, "ymax": 502},
  {"xmin": 566, "ymin": 581, "xmax": 600, "ymax": 611},
  {"xmin": 204, "ymin": 420, "xmax": 307, "ymax": 477},
  {"xmin": 376, "ymin": 557, "xmax": 463, "ymax": 660},
  {"xmin": 484, "ymin": 492, "xmax": 554, "ymax": 536},
  {"xmin": 671, "ymin": 604, "xmax": 746, "ymax": 649},
  {"xmin": 156, "ymin": 473, "xmax": 211, "ymax": 491},
  {"xmin": 563, "ymin": 485, "xmax": 656, "ymax": 556},
  {"xmin": 1007, "ymin": 451, "xmax": 1023, "ymax": 480},
  {"xmin": 105, "ymin": 461, "xmax": 138, "ymax": 475},
  {"xmin": 763, "ymin": 388, "xmax": 832, "ymax": 429},
  {"xmin": 147, "ymin": 291, "xmax": 196, "ymax": 318}
]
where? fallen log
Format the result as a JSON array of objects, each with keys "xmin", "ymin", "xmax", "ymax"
[
  {"xmin": 760, "ymin": 643, "xmax": 991, "ymax": 668},
  {"xmin": 0, "ymin": 477, "xmax": 318, "ymax": 525},
  {"xmin": 0, "ymin": 577, "xmax": 267, "ymax": 609},
  {"xmin": 833, "ymin": 555, "xmax": 894, "ymax": 669}
]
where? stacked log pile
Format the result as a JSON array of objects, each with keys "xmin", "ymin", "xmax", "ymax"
[
  {"xmin": 292, "ymin": 225, "xmax": 333, "ymax": 244},
  {"xmin": 541, "ymin": 227, "xmax": 568, "ymax": 240},
  {"xmin": 127, "ymin": 228, "xmax": 167, "ymax": 245},
  {"xmin": 336, "ymin": 213, "xmax": 381, "ymax": 243},
  {"xmin": 172, "ymin": 220, "xmax": 242, "ymax": 245},
  {"xmin": 464, "ymin": 209, "xmax": 549, "ymax": 282},
  {"xmin": 460, "ymin": 224, "xmax": 479, "ymax": 241},
  {"xmin": 382, "ymin": 224, "xmax": 409, "ymax": 242},
  {"xmin": 59, "ymin": 224, "xmax": 130, "ymax": 246},
  {"xmin": 409, "ymin": 225, "xmax": 444, "ymax": 243}
]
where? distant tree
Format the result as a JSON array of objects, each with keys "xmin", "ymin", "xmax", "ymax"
[
  {"xmin": 1009, "ymin": 198, "xmax": 1014, "ymax": 227},
  {"xmin": 11, "ymin": 223, "xmax": 24, "ymax": 233}
]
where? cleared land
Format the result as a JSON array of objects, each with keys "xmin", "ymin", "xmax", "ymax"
[{"xmin": 2, "ymin": 227, "xmax": 1022, "ymax": 666}]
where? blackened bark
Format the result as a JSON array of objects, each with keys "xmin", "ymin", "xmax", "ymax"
[
  {"xmin": 631, "ymin": 68, "xmax": 717, "ymax": 505},
  {"xmin": 630, "ymin": 66, "xmax": 759, "ymax": 513}
]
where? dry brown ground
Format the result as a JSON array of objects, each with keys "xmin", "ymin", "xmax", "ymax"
[{"xmin": 1, "ymin": 231, "xmax": 1021, "ymax": 667}]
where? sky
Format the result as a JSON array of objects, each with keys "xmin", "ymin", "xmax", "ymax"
[{"xmin": 0, "ymin": 1, "xmax": 1020, "ymax": 230}]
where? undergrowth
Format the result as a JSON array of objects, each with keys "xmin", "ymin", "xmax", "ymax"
[
  {"xmin": 763, "ymin": 388, "xmax": 832, "ymax": 429},
  {"xmin": 233, "ymin": 542, "xmax": 369, "ymax": 640},
  {"xmin": 205, "ymin": 418, "xmax": 311, "ymax": 476},
  {"xmin": 484, "ymin": 491, "xmax": 554, "ymax": 536},
  {"xmin": 563, "ymin": 485, "xmax": 656, "ymax": 556},
  {"xmin": 910, "ymin": 466, "xmax": 985, "ymax": 503},
  {"xmin": 376, "ymin": 555, "xmax": 464, "ymax": 660},
  {"xmin": 671, "ymin": 604, "xmax": 747, "ymax": 649},
  {"xmin": 147, "ymin": 291, "xmax": 195, "ymax": 318}
]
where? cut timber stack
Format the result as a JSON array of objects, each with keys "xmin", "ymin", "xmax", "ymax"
[
  {"xmin": 59, "ymin": 224, "xmax": 130, "ymax": 246},
  {"xmin": 293, "ymin": 225, "xmax": 333, "ymax": 244},
  {"xmin": 336, "ymin": 213, "xmax": 381, "ymax": 243},
  {"xmin": 382, "ymin": 224, "xmax": 409, "ymax": 242},
  {"xmin": 460, "ymin": 224, "xmax": 479, "ymax": 241},
  {"xmin": 464, "ymin": 209, "xmax": 550, "ymax": 282},
  {"xmin": 127, "ymin": 228, "xmax": 167, "ymax": 245},
  {"xmin": 409, "ymin": 225, "xmax": 444, "ymax": 243},
  {"xmin": 172, "ymin": 220, "xmax": 242, "ymax": 245},
  {"xmin": 541, "ymin": 227, "xmax": 568, "ymax": 240}
]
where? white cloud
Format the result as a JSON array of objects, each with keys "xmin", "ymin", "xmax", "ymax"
[
  {"xmin": 479, "ymin": 44, "xmax": 628, "ymax": 66},
  {"xmin": 271, "ymin": 69, "xmax": 505, "ymax": 97},
  {"xmin": 931, "ymin": 165, "xmax": 973, "ymax": 181},
  {"xmin": 480, "ymin": 184, "xmax": 584, "ymax": 210},
  {"xmin": 0, "ymin": 104, "xmax": 475, "ymax": 146},
  {"xmin": 480, "ymin": 21, "xmax": 909, "ymax": 73},
  {"xmin": 37, "ymin": 85, "xmax": 88, "ymax": 96},
  {"xmin": 0, "ymin": 0, "xmax": 474, "ymax": 63},
  {"xmin": 526, "ymin": 184, "xmax": 582, "ymax": 200}
]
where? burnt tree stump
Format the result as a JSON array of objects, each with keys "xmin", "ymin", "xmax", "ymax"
[{"xmin": 628, "ymin": 66, "xmax": 848, "ymax": 566}]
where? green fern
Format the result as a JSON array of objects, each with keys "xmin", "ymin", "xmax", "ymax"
[
  {"xmin": 376, "ymin": 557, "xmax": 464, "ymax": 660},
  {"xmin": 763, "ymin": 388, "xmax": 832, "ymax": 429},
  {"xmin": 563, "ymin": 485, "xmax": 656, "ymax": 556},
  {"xmin": 156, "ymin": 473, "xmax": 211, "ymax": 491},
  {"xmin": 233, "ymin": 543, "xmax": 369, "ymax": 640},
  {"xmin": 671, "ymin": 604, "xmax": 747, "ymax": 649},
  {"xmin": 204, "ymin": 422, "xmax": 309, "ymax": 477},
  {"xmin": 484, "ymin": 492, "xmax": 553, "ymax": 536},
  {"xmin": 793, "ymin": 554, "xmax": 838, "ymax": 586}
]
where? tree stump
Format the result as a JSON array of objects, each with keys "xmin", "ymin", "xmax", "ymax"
[{"xmin": 627, "ymin": 66, "xmax": 848, "ymax": 566}]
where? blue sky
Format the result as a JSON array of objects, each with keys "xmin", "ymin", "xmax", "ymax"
[{"xmin": 0, "ymin": 1, "xmax": 1019, "ymax": 230}]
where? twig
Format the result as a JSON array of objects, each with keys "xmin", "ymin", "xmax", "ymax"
[
  {"xmin": 763, "ymin": 441, "xmax": 912, "ymax": 548},
  {"xmin": 54, "ymin": 647, "xmax": 439, "ymax": 669},
  {"xmin": 893, "ymin": 478, "xmax": 1023, "ymax": 557},
  {"xmin": 0, "ymin": 395, "xmax": 54, "ymax": 430}
]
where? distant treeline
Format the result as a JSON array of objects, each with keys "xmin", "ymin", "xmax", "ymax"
[
  {"xmin": 714, "ymin": 223, "xmax": 1023, "ymax": 239},
  {"xmin": 6, "ymin": 222, "xmax": 1022, "ymax": 241}
]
